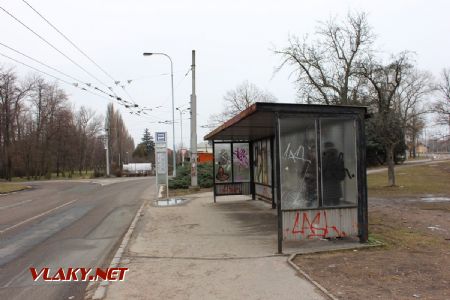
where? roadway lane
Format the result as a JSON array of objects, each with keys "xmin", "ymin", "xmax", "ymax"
[{"xmin": 0, "ymin": 177, "xmax": 155, "ymax": 300}]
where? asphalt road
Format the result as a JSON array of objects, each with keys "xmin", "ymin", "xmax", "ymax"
[{"xmin": 0, "ymin": 177, "xmax": 154, "ymax": 300}]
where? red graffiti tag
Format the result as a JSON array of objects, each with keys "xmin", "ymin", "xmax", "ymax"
[{"xmin": 291, "ymin": 211, "xmax": 346, "ymax": 238}]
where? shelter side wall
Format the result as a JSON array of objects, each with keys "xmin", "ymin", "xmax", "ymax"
[
  {"xmin": 255, "ymin": 183, "xmax": 272, "ymax": 202},
  {"xmin": 282, "ymin": 208, "xmax": 358, "ymax": 241}
]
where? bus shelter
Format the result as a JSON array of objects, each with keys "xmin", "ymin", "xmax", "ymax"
[{"xmin": 204, "ymin": 102, "xmax": 369, "ymax": 253}]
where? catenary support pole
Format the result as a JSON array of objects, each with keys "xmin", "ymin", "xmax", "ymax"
[
  {"xmin": 105, "ymin": 128, "xmax": 110, "ymax": 177},
  {"xmin": 180, "ymin": 109, "xmax": 183, "ymax": 165},
  {"xmin": 190, "ymin": 50, "xmax": 198, "ymax": 187}
]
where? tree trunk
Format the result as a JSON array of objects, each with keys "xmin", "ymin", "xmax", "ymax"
[
  {"xmin": 56, "ymin": 153, "xmax": 60, "ymax": 177},
  {"xmin": 5, "ymin": 102, "xmax": 12, "ymax": 181},
  {"xmin": 386, "ymin": 145, "xmax": 396, "ymax": 186}
]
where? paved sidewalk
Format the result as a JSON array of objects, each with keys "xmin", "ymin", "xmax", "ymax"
[{"xmin": 104, "ymin": 192, "xmax": 325, "ymax": 300}]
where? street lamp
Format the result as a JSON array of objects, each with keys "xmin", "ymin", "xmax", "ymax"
[
  {"xmin": 143, "ymin": 52, "xmax": 177, "ymax": 177},
  {"xmin": 176, "ymin": 106, "xmax": 190, "ymax": 166}
]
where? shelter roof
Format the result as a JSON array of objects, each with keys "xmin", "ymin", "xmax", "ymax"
[{"xmin": 204, "ymin": 102, "xmax": 367, "ymax": 142}]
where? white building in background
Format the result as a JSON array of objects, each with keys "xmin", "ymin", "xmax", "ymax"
[{"xmin": 123, "ymin": 163, "xmax": 152, "ymax": 175}]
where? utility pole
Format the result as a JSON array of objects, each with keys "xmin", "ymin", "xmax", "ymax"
[
  {"xmin": 190, "ymin": 50, "xmax": 198, "ymax": 187},
  {"xmin": 105, "ymin": 128, "xmax": 110, "ymax": 177},
  {"xmin": 180, "ymin": 111, "xmax": 184, "ymax": 166}
]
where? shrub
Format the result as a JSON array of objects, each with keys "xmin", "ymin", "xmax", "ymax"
[
  {"xmin": 168, "ymin": 162, "xmax": 213, "ymax": 189},
  {"xmin": 198, "ymin": 162, "xmax": 213, "ymax": 188}
]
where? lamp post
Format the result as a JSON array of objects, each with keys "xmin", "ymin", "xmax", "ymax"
[
  {"xmin": 143, "ymin": 52, "xmax": 177, "ymax": 177},
  {"xmin": 176, "ymin": 107, "xmax": 190, "ymax": 166}
]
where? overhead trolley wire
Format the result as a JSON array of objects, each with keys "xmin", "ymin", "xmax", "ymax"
[
  {"xmin": 0, "ymin": 41, "xmax": 137, "ymax": 108},
  {"xmin": 0, "ymin": 52, "xmax": 72, "ymax": 85},
  {"xmin": 0, "ymin": 51, "xmax": 113, "ymax": 102},
  {"xmin": 19, "ymin": 0, "xmax": 143, "ymax": 109},
  {"xmin": 0, "ymin": 6, "xmax": 136, "ymax": 114},
  {"xmin": 0, "ymin": 5, "xmax": 113, "ymax": 92},
  {"xmin": 20, "ymin": 0, "xmax": 117, "ymax": 83},
  {"xmin": 0, "ymin": 41, "xmax": 86, "ymax": 85},
  {"xmin": 0, "ymin": 52, "xmax": 132, "ymax": 106},
  {"xmin": 1, "ymin": 3, "xmax": 170, "ymax": 119}
]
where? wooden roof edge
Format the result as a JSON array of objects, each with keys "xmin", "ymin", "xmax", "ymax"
[{"xmin": 204, "ymin": 103, "xmax": 257, "ymax": 140}]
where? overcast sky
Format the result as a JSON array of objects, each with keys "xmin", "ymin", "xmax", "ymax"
[{"xmin": 1, "ymin": 0, "xmax": 449, "ymax": 147}]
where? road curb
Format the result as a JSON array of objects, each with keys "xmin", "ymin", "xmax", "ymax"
[
  {"xmin": 287, "ymin": 241, "xmax": 383, "ymax": 300},
  {"xmin": 86, "ymin": 199, "xmax": 148, "ymax": 300},
  {"xmin": 287, "ymin": 253, "xmax": 339, "ymax": 300}
]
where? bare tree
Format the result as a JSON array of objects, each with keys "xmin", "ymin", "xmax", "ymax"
[
  {"xmin": 275, "ymin": 11, "xmax": 374, "ymax": 105},
  {"xmin": 434, "ymin": 68, "xmax": 450, "ymax": 128},
  {"xmin": 76, "ymin": 106, "xmax": 96, "ymax": 175},
  {"xmin": 209, "ymin": 80, "xmax": 277, "ymax": 125},
  {"xmin": 106, "ymin": 103, "xmax": 135, "ymax": 175},
  {"xmin": 360, "ymin": 52, "xmax": 413, "ymax": 186},
  {"xmin": 405, "ymin": 112, "xmax": 425, "ymax": 158},
  {"xmin": 395, "ymin": 69, "xmax": 434, "ymax": 157},
  {"xmin": 0, "ymin": 67, "xmax": 32, "ymax": 180},
  {"xmin": 0, "ymin": 67, "xmax": 134, "ymax": 180}
]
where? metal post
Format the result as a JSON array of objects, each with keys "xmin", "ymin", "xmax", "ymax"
[
  {"xmin": 357, "ymin": 116, "xmax": 369, "ymax": 243},
  {"xmin": 166, "ymin": 151, "xmax": 169, "ymax": 198},
  {"xmin": 270, "ymin": 138, "xmax": 276, "ymax": 209},
  {"xmin": 177, "ymin": 108, "xmax": 185, "ymax": 166},
  {"xmin": 105, "ymin": 128, "xmax": 110, "ymax": 177},
  {"xmin": 213, "ymin": 140, "xmax": 216, "ymax": 203},
  {"xmin": 180, "ymin": 109, "xmax": 183, "ymax": 165},
  {"xmin": 249, "ymin": 141, "xmax": 255, "ymax": 200},
  {"xmin": 190, "ymin": 50, "xmax": 198, "ymax": 187},
  {"xmin": 274, "ymin": 113, "xmax": 283, "ymax": 254}
]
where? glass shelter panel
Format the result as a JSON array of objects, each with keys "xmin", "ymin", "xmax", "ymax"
[
  {"xmin": 279, "ymin": 118, "xmax": 318, "ymax": 210},
  {"xmin": 253, "ymin": 139, "xmax": 271, "ymax": 185},
  {"xmin": 214, "ymin": 143, "xmax": 232, "ymax": 183},
  {"xmin": 232, "ymin": 143, "xmax": 250, "ymax": 182},
  {"xmin": 320, "ymin": 118, "xmax": 358, "ymax": 207}
]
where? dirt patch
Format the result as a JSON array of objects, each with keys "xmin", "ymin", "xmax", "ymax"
[{"xmin": 293, "ymin": 162, "xmax": 450, "ymax": 299}]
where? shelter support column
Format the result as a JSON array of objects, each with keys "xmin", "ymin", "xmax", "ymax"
[
  {"xmin": 213, "ymin": 140, "xmax": 216, "ymax": 203},
  {"xmin": 357, "ymin": 116, "xmax": 369, "ymax": 242},
  {"xmin": 250, "ymin": 141, "xmax": 255, "ymax": 200},
  {"xmin": 274, "ymin": 113, "xmax": 283, "ymax": 254},
  {"xmin": 270, "ymin": 137, "xmax": 276, "ymax": 209}
]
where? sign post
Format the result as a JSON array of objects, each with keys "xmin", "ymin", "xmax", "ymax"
[{"xmin": 155, "ymin": 132, "xmax": 169, "ymax": 198}]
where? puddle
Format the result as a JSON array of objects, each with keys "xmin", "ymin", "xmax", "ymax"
[
  {"xmin": 427, "ymin": 226, "xmax": 447, "ymax": 232},
  {"xmin": 420, "ymin": 196, "xmax": 450, "ymax": 202},
  {"xmin": 155, "ymin": 198, "xmax": 186, "ymax": 206}
]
